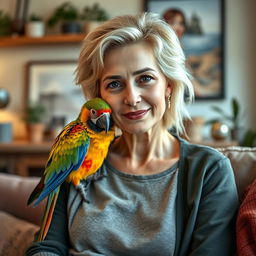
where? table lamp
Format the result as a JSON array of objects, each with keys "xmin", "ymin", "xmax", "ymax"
[{"xmin": 0, "ymin": 88, "xmax": 12, "ymax": 142}]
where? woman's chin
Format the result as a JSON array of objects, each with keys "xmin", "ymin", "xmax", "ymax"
[{"xmin": 120, "ymin": 125, "xmax": 149, "ymax": 135}]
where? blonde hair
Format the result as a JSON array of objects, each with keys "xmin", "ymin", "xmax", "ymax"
[{"xmin": 76, "ymin": 12, "xmax": 194, "ymax": 134}]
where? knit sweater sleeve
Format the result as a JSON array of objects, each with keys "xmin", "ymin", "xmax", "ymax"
[
  {"xmin": 189, "ymin": 157, "xmax": 238, "ymax": 255},
  {"xmin": 175, "ymin": 141, "xmax": 239, "ymax": 256},
  {"xmin": 25, "ymin": 183, "xmax": 70, "ymax": 256}
]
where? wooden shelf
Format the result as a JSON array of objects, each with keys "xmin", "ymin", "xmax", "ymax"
[
  {"xmin": 0, "ymin": 34, "xmax": 86, "ymax": 47},
  {"xmin": 0, "ymin": 140, "xmax": 52, "ymax": 153}
]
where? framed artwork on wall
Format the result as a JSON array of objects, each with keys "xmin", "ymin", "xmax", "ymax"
[
  {"xmin": 145, "ymin": 0, "xmax": 225, "ymax": 100},
  {"xmin": 26, "ymin": 60, "xmax": 86, "ymax": 130}
]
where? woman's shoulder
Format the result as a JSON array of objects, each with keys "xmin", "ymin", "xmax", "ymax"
[
  {"xmin": 177, "ymin": 137, "xmax": 234, "ymax": 183},
  {"xmin": 178, "ymin": 136, "xmax": 226, "ymax": 163}
]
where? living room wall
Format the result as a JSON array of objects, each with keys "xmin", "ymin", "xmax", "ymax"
[{"xmin": 0, "ymin": 0, "xmax": 255, "ymax": 140}]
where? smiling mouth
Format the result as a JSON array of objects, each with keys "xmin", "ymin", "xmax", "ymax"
[{"xmin": 123, "ymin": 109, "xmax": 150, "ymax": 120}]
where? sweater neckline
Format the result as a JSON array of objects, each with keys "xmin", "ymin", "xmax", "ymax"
[{"xmin": 104, "ymin": 158, "xmax": 179, "ymax": 180}]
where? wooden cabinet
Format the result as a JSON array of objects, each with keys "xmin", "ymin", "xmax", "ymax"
[{"xmin": 0, "ymin": 141, "xmax": 52, "ymax": 176}]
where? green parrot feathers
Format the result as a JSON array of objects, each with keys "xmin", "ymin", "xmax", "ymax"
[
  {"xmin": 83, "ymin": 97, "xmax": 112, "ymax": 111},
  {"xmin": 45, "ymin": 121, "xmax": 90, "ymax": 181}
]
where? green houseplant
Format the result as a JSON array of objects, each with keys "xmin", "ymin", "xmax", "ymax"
[
  {"xmin": 47, "ymin": 2, "xmax": 81, "ymax": 34},
  {"xmin": 26, "ymin": 102, "xmax": 46, "ymax": 123},
  {"xmin": 25, "ymin": 13, "xmax": 45, "ymax": 37},
  {"xmin": 242, "ymin": 129, "xmax": 256, "ymax": 147},
  {"xmin": 25, "ymin": 102, "xmax": 46, "ymax": 143},
  {"xmin": 81, "ymin": 3, "xmax": 109, "ymax": 33},
  {"xmin": 206, "ymin": 97, "xmax": 243, "ymax": 141},
  {"xmin": 81, "ymin": 3, "xmax": 109, "ymax": 22},
  {"xmin": 0, "ymin": 10, "xmax": 12, "ymax": 36},
  {"xmin": 29, "ymin": 14, "xmax": 42, "ymax": 22}
]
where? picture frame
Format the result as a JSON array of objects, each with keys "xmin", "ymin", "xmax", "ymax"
[
  {"xmin": 26, "ymin": 60, "xmax": 86, "ymax": 130},
  {"xmin": 145, "ymin": 0, "xmax": 225, "ymax": 100}
]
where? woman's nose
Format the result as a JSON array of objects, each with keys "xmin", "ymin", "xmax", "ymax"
[{"xmin": 123, "ymin": 84, "xmax": 141, "ymax": 107}]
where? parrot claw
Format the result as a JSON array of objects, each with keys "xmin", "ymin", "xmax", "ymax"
[
  {"xmin": 75, "ymin": 183, "xmax": 90, "ymax": 203},
  {"xmin": 75, "ymin": 171, "xmax": 107, "ymax": 203},
  {"xmin": 93, "ymin": 173, "xmax": 107, "ymax": 181}
]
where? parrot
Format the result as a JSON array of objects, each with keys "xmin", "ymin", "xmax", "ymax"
[{"xmin": 27, "ymin": 97, "xmax": 115, "ymax": 241}]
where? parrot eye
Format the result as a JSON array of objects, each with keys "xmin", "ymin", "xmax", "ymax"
[{"xmin": 90, "ymin": 109, "xmax": 97, "ymax": 118}]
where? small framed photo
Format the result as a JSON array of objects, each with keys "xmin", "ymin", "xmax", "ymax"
[
  {"xmin": 26, "ymin": 60, "xmax": 86, "ymax": 129},
  {"xmin": 145, "ymin": 0, "xmax": 225, "ymax": 100}
]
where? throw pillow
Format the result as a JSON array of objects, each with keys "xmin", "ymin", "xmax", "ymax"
[{"xmin": 0, "ymin": 210, "xmax": 39, "ymax": 256}]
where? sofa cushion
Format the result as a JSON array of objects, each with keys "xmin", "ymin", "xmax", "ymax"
[
  {"xmin": 0, "ymin": 173, "xmax": 46, "ymax": 225},
  {"xmin": 217, "ymin": 147, "xmax": 256, "ymax": 201},
  {"xmin": 0, "ymin": 210, "xmax": 38, "ymax": 256}
]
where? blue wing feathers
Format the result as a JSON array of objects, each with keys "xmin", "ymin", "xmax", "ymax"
[{"xmin": 33, "ymin": 139, "xmax": 90, "ymax": 206}]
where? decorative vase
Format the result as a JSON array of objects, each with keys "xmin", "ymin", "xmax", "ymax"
[
  {"xmin": 61, "ymin": 22, "xmax": 81, "ymax": 34},
  {"xmin": 0, "ymin": 89, "xmax": 10, "ymax": 108},
  {"xmin": 211, "ymin": 122, "xmax": 230, "ymax": 141},
  {"xmin": 0, "ymin": 122, "xmax": 12, "ymax": 143}
]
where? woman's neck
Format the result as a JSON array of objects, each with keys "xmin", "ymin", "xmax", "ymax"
[{"xmin": 109, "ymin": 127, "xmax": 179, "ymax": 175}]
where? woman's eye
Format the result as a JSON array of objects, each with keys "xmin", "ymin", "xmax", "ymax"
[
  {"xmin": 107, "ymin": 81, "xmax": 122, "ymax": 89},
  {"xmin": 138, "ymin": 75, "xmax": 153, "ymax": 84}
]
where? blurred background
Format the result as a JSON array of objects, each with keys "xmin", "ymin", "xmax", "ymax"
[
  {"xmin": 1, "ymin": 2, "xmax": 256, "ymax": 254},
  {"xmin": 0, "ymin": 0, "xmax": 255, "ymax": 176}
]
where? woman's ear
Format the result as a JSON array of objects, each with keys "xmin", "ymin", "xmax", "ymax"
[{"xmin": 165, "ymin": 82, "xmax": 173, "ymax": 97}]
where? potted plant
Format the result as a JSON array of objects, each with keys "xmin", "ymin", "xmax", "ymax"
[
  {"xmin": 47, "ymin": 2, "xmax": 81, "ymax": 34},
  {"xmin": 81, "ymin": 3, "xmax": 109, "ymax": 33},
  {"xmin": 25, "ymin": 13, "xmax": 45, "ymax": 37},
  {"xmin": 206, "ymin": 97, "xmax": 243, "ymax": 141},
  {"xmin": 0, "ymin": 10, "xmax": 12, "ymax": 36},
  {"xmin": 25, "ymin": 102, "xmax": 46, "ymax": 143},
  {"xmin": 242, "ymin": 129, "xmax": 256, "ymax": 147}
]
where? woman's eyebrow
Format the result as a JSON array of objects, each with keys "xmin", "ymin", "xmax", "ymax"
[
  {"xmin": 102, "ymin": 68, "xmax": 155, "ymax": 82},
  {"xmin": 103, "ymin": 75, "xmax": 122, "ymax": 82},
  {"xmin": 132, "ymin": 68, "xmax": 154, "ymax": 76}
]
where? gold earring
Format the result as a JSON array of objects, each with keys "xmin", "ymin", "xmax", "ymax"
[{"xmin": 167, "ymin": 94, "xmax": 171, "ymax": 109}]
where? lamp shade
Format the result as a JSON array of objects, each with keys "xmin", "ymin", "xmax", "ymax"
[{"xmin": 0, "ymin": 89, "xmax": 10, "ymax": 108}]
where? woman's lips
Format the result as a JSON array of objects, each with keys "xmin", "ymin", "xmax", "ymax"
[{"xmin": 123, "ymin": 109, "xmax": 150, "ymax": 120}]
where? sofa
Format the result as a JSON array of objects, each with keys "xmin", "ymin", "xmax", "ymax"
[
  {"xmin": 0, "ymin": 146, "xmax": 255, "ymax": 256},
  {"xmin": 0, "ymin": 175, "xmax": 46, "ymax": 256}
]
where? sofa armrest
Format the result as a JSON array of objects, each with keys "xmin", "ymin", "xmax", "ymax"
[
  {"xmin": 217, "ymin": 147, "xmax": 256, "ymax": 200},
  {"xmin": 0, "ymin": 173, "xmax": 46, "ymax": 225}
]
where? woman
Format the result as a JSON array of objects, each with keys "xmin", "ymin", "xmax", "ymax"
[
  {"xmin": 26, "ymin": 13, "xmax": 238, "ymax": 256},
  {"xmin": 162, "ymin": 8, "xmax": 186, "ymax": 39}
]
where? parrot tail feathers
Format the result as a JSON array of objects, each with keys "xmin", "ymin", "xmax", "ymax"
[
  {"xmin": 27, "ymin": 177, "xmax": 45, "ymax": 207},
  {"xmin": 37, "ymin": 188, "xmax": 60, "ymax": 241}
]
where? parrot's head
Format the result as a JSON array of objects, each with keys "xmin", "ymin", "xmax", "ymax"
[{"xmin": 80, "ymin": 98, "xmax": 113, "ymax": 132}]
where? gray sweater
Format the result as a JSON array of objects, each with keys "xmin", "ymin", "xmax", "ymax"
[{"xmin": 26, "ymin": 137, "xmax": 239, "ymax": 256}]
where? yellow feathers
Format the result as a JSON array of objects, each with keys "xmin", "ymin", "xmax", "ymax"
[{"xmin": 67, "ymin": 127, "xmax": 115, "ymax": 185}]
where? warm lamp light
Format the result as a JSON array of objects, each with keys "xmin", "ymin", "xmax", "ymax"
[{"xmin": 0, "ymin": 88, "xmax": 12, "ymax": 143}]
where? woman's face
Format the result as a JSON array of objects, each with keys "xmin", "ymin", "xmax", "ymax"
[
  {"xmin": 99, "ymin": 41, "xmax": 172, "ymax": 134},
  {"xmin": 167, "ymin": 14, "xmax": 185, "ymax": 38}
]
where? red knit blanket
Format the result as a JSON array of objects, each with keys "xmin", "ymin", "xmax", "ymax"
[{"xmin": 237, "ymin": 178, "xmax": 256, "ymax": 255}]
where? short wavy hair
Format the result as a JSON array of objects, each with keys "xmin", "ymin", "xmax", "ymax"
[{"xmin": 76, "ymin": 12, "xmax": 194, "ymax": 134}]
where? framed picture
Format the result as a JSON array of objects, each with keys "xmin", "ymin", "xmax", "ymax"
[
  {"xmin": 145, "ymin": 0, "xmax": 225, "ymax": 100},
  {"xmin": 26, "ymin": 60, "xmax": 86, "ymax": 130}
]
